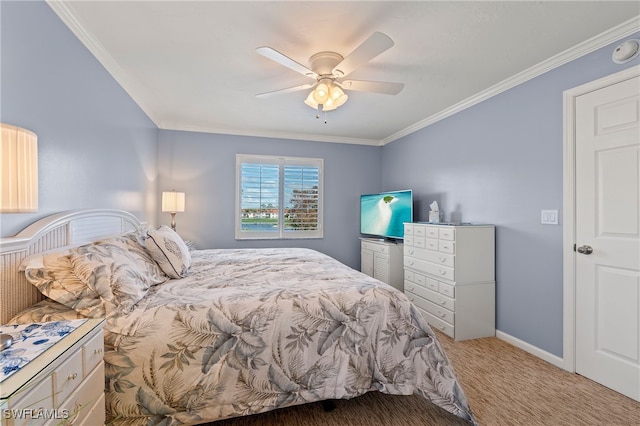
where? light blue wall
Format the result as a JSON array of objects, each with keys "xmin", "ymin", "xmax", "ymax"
[
  {"xmin": 158, "ymin": 130, "xmax": 381, "ymax": 269},
  {"xmin": 382, "ymin": 34, "xmax": 640, "ymax": 357},
  {"xmin": 4, "ymin": 0, "xmax": 639, "ymax": 359},
  {"xmin": 0, "ymin": 1, "xmax": 158, "ymax": 237}
]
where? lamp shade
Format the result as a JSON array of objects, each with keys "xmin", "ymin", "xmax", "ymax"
[
  {"xmin": 304, "ymin": 92, "xmax": 319, "ymax": 109},
  {"xmin": 0, "ymin": 123, "xmax": 38, "ymax": 212},
  {"xmin": 312, "ymin": 83, "xmax": 329, "ymax": 104},
  {"xmin": 162, "ymin": 191, "xmax": 185, "ymax": 213}
]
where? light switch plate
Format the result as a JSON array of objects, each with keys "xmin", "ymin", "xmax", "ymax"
[{"xmin": 541, "ymin": 210, "xmax": 559, "ymax": 225}]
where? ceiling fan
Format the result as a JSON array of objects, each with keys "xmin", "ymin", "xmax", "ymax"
[{"xmin": 256, "ymin": 32, "xmax": 404, "ymax": 116}]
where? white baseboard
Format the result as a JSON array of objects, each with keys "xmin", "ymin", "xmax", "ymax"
[{"xmin": 496, "ymin": 330, "xmax": 565, "ymax": 370}]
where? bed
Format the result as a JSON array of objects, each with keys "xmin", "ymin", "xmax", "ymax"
[{"xmin": 0, "ymin": 210, "xmax": 477, "ymax": 425}]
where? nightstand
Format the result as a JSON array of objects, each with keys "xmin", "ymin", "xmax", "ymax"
[{"xmin": 0, "ymin": 318, "xmax": 105, "ymax": 425}]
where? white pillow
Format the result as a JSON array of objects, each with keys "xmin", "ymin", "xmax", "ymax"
[{"xmin": 145, "ymin": 226, "xmax": 191, "ymax": 279}]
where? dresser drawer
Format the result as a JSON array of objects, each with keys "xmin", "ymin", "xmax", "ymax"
[
  {"xmin": 429, "ymin": 251, "xmax": 454, "ymax": 267},
  {"xmin": 404, "ymin": 257, "xmax": 455, "ymax": 281},
  {"xmin": 413, "ymin": 236, "xmax": 426, "ymax": 248},
  {"xmin": 404, "ymin": 223, "xmax": 414, "ymax": 235},
  {"xmin": 79, "ymin": 392, "xmax": 105, "ymax": 426},
  {"xmin": 59, "ymin": 362, "xmax": 104, "ymax": 426},
  {"xmin": 404, "ymin": 281, "xmax": 421, "ymax": 294},
  {"xmin": 438, "ymin": 240, "xmax": 455, "ymax": 254},
  {"xmin": 425, "ymin": 226, "xmax": 439, "ymax": 238},
  {"xmin": 405, "ymin": 290, "xmax": 454, "ymax": 324},
  {"xmin": 405, "ymin": 246, "xmax": 454, "ymax": 267},
  {"xmin": 423, "ymin": 275, "xmax": 439, "ymax": 291},
  {"xmin": 439, "ymin": 282, "xmax": 455, "ymax": 298},
  {"xmin": 404, "ymin": 245, "xmax": 418, "ymax": 258},
  {"xmin": 413, "ymin": 225, "xmax": 426, "ymax": 237},
  {"xmin": 425, "ymin": 238, "xmax": 438, "ymax": 251},
  {"xmin": 362, "ymin": 240, "xmax": 389, "ymax": 254},
  {"xmin": 405, "ymin": 271, "xmax": 438, "ymax": 292},
  {"xmin": 82, "ymin": 331, "xmax": 104, "ymax": 375},
  {"xmin": 408, "ymin": 284, "xmax": 455, "ymax": 311},
  {"xmin": 403, "ymin": 235, "xmax": 414, "ymax": 246},
  {"xmin": 419, "ymin": 308, "xmax": 454, "ymax": 338},
  {"xmin": 404, "ymin": 269, "xmax": 415, "ymax": 282},
  {"xmin": 53, "ymin": 348, "xmax": 84, "ymax": 406},
  {"xmin": 9, "ymin": 376, "xmax": 54, "ymax": 426},
  {"xmin": 439, "ymin": 227, "xmax": 455, "ymax": 240}
]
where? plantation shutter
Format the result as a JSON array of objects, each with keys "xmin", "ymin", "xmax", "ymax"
[
  {"xmin": 239, "ymin": 162, "xmax": 280, "ymax": 236},
  {"xmin": 283, "ymin": 164, "xmax": 320, "ymax": 233},
  {"xmin": 236, "ymin": 154, "xmax": 323, "ymax": 239}
]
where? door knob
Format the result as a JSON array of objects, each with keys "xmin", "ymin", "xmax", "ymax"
[{"xmin": 577, "ymin": 245, "xmax": 593, "ymax": 255}]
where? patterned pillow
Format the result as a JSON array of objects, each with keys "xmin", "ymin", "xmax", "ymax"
[
  {"xmin": 98, "ymin": 233, "xmax": 168, "ymax": 285},
  {"xmin": 22, "ymin": 251, "xmax": 105, "ymax": 318},
  {"xmin": 8, "ymin": 299, "xmax": 87, "ymax": 324},
  {"xmin": 145, "ymin": 226, "xmax": 192, "ymax": 279},
  {"xmin": 70, "ymin": 235, "xmax": 168, "ymax": 317}
]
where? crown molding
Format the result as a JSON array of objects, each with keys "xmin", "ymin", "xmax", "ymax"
[{"xmin": 381, "ymin": 15, "xmax": 640, "ymax": 145}]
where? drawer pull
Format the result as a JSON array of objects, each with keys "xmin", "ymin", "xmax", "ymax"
[
  {"xmin": 438, "ymin": 325, "xmax": 445, "ymax": 331},
  {"xmin": 438, "ymin": 311, "xmax": 446, "ymax": 318},
  {"xmin": 442, "ymin": 245, "xmax": 449, "ymax": 250},
  {"xmin": 409, "ymin": 286, "xmax": 415, "ymax": 291},
  {"xmin": 439, "ymin": 299, "xmax": 446, "ymax": 305},
  {"xmin": 94, "ymin": 348, "xmax": 103, "ymax": 354},
  {"xmin": 439, "ymin": 256, "xmax": 446, "ymax": 262},
  {"xmin": 409, "ymin": 250, "xmax": 414, "ymax": 255},
  {"xmin": 68, "ymin": 372, "xmax": 78, "ymax": 380},
  {"xmin": 439, "ymin": 270, "xmax": 447, "ymax": 276},
  {"xmin": 409, "ymin": 297, "xmax": 415, "ymax": 302},
  {"xmin": 409, "ymin": 261, "xmax": 414, "ymax": 266}
]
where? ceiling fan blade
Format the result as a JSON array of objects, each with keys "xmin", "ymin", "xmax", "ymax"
[
  {"xmin": 340, "ymin": 80, "xmax": 404, "ymax": 95},
  {"xmin": 256, "ymin": 47, "xmax": 317, "ymax": 78},
  {"xmin": 332, "ymin": 32, "xmax": 395, "ymax": 77},
  {"xmin": 256, "ymin": 83, "xmax": 315, "ymax": 99}
]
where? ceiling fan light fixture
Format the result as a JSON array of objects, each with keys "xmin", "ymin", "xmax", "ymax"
[
  {"xmin": 329, "ymin": 85, "xmax": 348, "ymax": 107},
  {"xmin": 257, "ymin": 32, "xmax": 401, "ymax": 118},
  {"xmin": 312, "ymin": 82, "xmax": 330, "ymax": 104},
  {"xmin": 305, "ymin": 80, "xmax": 348, "ymax": 112},
  {"xmin": 304, "ymin": 91, "xmax": 319, "ymax": 109},
  {"xmin": 322, "ymin": 97, "xmax": 337, "ymax": 112}
]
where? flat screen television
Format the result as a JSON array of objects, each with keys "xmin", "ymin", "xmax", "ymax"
[{"xmin": 360, "ymin": 189, "xmax": 413, "ymax": 239}]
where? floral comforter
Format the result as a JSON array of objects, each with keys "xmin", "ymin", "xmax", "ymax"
[{"xmin": 17, "ymin": 248, "xmax": 477, "ymax": 425}]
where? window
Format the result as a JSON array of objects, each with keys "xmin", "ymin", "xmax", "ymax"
[{"xmin": 236, "ymin": 154, "xmax": 323, "ymax": 239}]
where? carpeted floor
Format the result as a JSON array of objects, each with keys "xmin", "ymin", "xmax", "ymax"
[{"xmin": 208, "ymin": 331, "xmax": 640, "ymax": 425}]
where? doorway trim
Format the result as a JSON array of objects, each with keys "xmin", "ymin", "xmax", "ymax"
[{"xmin": 562, "ymin": 65, "xmax": 640, "ymax": 372}]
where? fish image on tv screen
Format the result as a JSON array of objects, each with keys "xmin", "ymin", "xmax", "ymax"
[{"xmin": 360, "ymin": 190, "xmax": 412, "ymax": 239}]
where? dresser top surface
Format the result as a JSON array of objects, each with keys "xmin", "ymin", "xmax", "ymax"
[
  {"xmin": 408, "ymin": 222, "xmax": 493, "ymax": 227},
  {"xmin": 0, "ymin": 318, "xmax": 104, "ymax": 399}
]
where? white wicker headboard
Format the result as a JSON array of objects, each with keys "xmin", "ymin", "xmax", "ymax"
[{"xmin": 0, "ymin": 209, "xmax": 146, "ymax": 324}]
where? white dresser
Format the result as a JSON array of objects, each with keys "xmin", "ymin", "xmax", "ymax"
[
  {"xmin": 403, "ymin": 223, "xmax": 495, "ymax": 340},
  {"xmin": 360, "ymin": 238, "xmax": 404, "ymax": 291},
  {"xmin": 0, "ymin": 319, "xmax": 105, "ymax": 426}
]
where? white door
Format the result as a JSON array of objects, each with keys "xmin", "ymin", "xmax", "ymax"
[{"xmin": 574, "ymin": 74, "xmax": 640, "ymax": 401}]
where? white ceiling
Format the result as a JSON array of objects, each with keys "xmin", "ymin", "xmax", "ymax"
[{"xmin": 48, "ymin": 1, "xmax": 640, "ymax": 146}]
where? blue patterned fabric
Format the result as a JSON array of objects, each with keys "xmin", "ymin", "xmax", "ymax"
[{"xmin": 0, "ymin": 319, "xmax": 87, "ymax": 382}]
